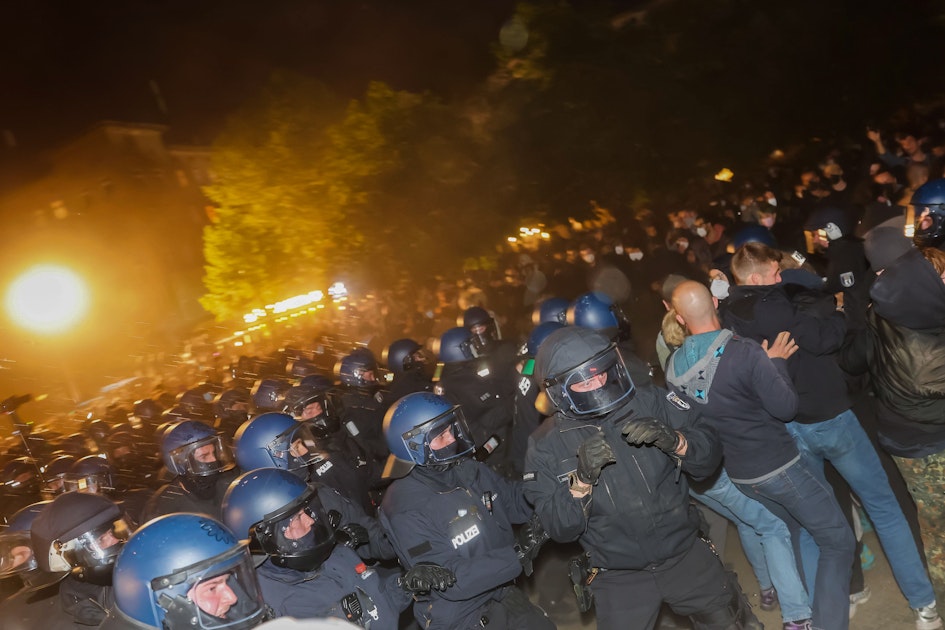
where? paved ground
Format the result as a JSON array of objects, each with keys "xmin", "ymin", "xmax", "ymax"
[{"xmin": 533, "ymin": 525, "xmax": 925, "ymax": 629}]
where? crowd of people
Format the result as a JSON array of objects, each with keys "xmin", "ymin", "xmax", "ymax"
[{"xmin": 0, "ymin": 114, "xmax": 944, "ymax": 630}]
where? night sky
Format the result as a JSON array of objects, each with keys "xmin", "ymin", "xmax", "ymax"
[{"xmin": 0, "ymin": 0, "xmax": 523, "ymax": 153}]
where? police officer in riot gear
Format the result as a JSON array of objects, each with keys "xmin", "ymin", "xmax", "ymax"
[
  {"xmin": 335, "ymin": 348, "xmax": 389, "ymax": 464},
  {"xmin": 222, "ymin": 468, "xmax": 414, "ymax": 627},
  {"xmin": 141, "ymin": 420, "xmax": 239, "ymax": 522},
  {"xmin": 435, "ymin": 323, "xmax": 518, "ymax": 475},
  {"xmin": 383, "ymin": 338, "xmax": 433, "ymax": 401},
  {"xmin": 525, "ymin": 326, "xmax": 757, "ymax": 630},
  {"xmin": 30, "ymin": 491, "xmax": 132, "ymax": 626},
  {"xmin": 379, "ymin": 392, "xmax": 554, "ymax": 630},
  {"xmin": 100, "ymin": 513, "xmax": 272, "ymax": 629},
  {"xmin": 234, "ymin": 411, "xmax": 375, "ymax": 513}
]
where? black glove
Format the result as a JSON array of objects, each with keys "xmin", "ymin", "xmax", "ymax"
[
  {"xmin": 399, "ymin": 562, "xmax": 456, "ymax": 593},
  {"xmin": 515, "ymin": 513, "xmax": 550, "ymax": 577},
  {"xmin": 576, "ymin": 433, "xmax": 616, "ymax": 485},
  {"xmin": 621, "ymin": 417, "xmax": 680, "ymax": 454},
  {"xmin": 335, "ymin": 523, "xmax": 370, "ymax": 549}
]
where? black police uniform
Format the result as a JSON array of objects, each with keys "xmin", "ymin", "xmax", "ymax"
[
  {"xmin": 379, "ymin": 459, "xmax": 554, "ymax": 630},
  {"xmin": 140, "ymin": 468, "xmax": 238, "ymax": 523},
  {"xmin": 524, "ymin": 385, "xmax": 739, "ymax": 630},
  {"xmin": 339, "ymin": 389, "xmax": 389, "ymax": 466}
]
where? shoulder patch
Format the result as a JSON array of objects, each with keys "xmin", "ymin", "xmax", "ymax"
[
  {"xmin": 522, "ymin": 471, "xmax": 536, "ymax": 482},
  {"xmin": 407, "ymin": 540, "xmax": 433, "ymax": 558},
  {"xmin": 666, "ymin": 391, "xmax": 691, "ymax": 410},
  {"xmin": 840, "ymin": 271, "xmax": 855, "ymax": 288}
]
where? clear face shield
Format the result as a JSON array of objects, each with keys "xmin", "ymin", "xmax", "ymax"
[
  {"xmin": 152, "ymin": 543, "xmax": 270, "ymax": 630},
  {"xmin": 266, "ymin": 422, "xmax": 326, "ymax": 472},
  {"xmin": 254, "ymin": 490, "xmax": 336, "ymax": 572},
  {"xmin": 48, "ymin": 516, "xmax": 132, "ymax": 574},
  {"xmin": 468, "ymin": 321, "xmax": 499, "ymax": 358},
  {"xmin": 63, "ymin": 471, "xmax": 114, "ymax": 495},
  {"xmin": 169, "ymin": 435, "xmax": 236, "ymax": 477},
  {"xmin": 41, "ymin": 474, "xmax": 69, "ymax": 500},
  {"xmin": 402, "ymin": 405, "xmax": 477, "ymax": 466},
  {"xmin": 543, "ymin": 344, "xmax": 636, "ymax": 417},
  {"xmin": 0, "ymin": 531, "xmax": 36, "ymax": 578}
]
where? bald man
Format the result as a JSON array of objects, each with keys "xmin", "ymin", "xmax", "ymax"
[{"xmin": 667, "ymin": 281, "xmax": 854, "ymax": 630}]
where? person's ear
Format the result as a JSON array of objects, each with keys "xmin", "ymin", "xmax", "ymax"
[
  {"xmin": 675, "ymin": 313, "xmax": 686, "ymax": 328},
  {"xmin": 712, "ymin": 296, "xmax": 719, "ymax": 309}
]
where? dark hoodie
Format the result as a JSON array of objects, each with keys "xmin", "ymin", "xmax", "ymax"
[
  {"xmin": 720, "ymin": 282, "xmax": 850, "ymax": 423},
  {"xmin": 841, "ymin": 248, "xmax": 945, "ymax": 456}
]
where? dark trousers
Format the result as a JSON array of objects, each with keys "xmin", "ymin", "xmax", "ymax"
[{"xmin": 590, "ymin": 539, "xmax": 735, "ymax": 630}]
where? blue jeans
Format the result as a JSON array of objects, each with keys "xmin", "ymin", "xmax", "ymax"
[
  {"xmin": 787, "ymin": 410, "xmax": 937, "ymax": 609},
  {"xmin": 692, "ymin": 469, "xmax": 811, "ymax": 622},
  {"xmin": 734, "ymin": 457, "xmax": 854, "ymax": 630}
]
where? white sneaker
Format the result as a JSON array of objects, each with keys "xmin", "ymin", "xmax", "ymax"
[
  {"xmin": 849, "ymin": 586, "xmax": 871, "ymax": 620},
  {"xmin": 914, "ymin": 602, "xmax": 943, "ymax": 630}
]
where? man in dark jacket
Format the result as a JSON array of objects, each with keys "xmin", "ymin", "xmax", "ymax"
[
  {"xmin": 722, "ymin": 243, "xmax": 940, "ymax": 630},
  {"xmin": 524, "ymin": 326, "xmax": 750, "ymax": 630},
  {"xmin": 669, "ymin": 280, "xmax": 853, "ymax": 630},
  {"xmin": 842, "ymin": 245, "xmax": 945, "ymax": 612}
]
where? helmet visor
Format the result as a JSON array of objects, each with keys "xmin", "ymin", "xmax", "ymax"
[
  {"xmin": 256, "ymin": 490, "xmax": 335, "ymax": 571},
  {"xmin": 152, "ymin": 543, "xmax": 268, "ymax": 630},
  {"xmin": 267, "ymin": 422, "xmax": 325, "ymax": 471},
  {"xmin": 402, "ymin": 405, "xmax": 476, "ymax": 465},
  {"xmin": 55, "ymin": 516, "xmax": 131, "ymax": 573},
  {"xmin": 63, "ymin": 472, "xmax": 113, "ymax": 495},
  {"xmin": 0, "ymin": 531, "xmax": 36, "ymax": 577},
  {"xmin": 170, "ymin": 435, "xmax": 236, "ymax": 477},
  {"xmin": 544, "ymin": 344, "xmax": 635, "ymax": 416}
]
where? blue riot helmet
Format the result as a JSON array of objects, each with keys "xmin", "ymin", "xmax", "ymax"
[
  {"xmin": 214, "ymin": 388, "xmax": 252, "ymax": 423},
  {"xmin": 535, "ymin": 327, "xmax": 636, "ymax": 418},
  {"xmin": 133, "ymin": 399, "xmax": 165, "ymax": 426},
  {"xmin": 0, "ymin": 501, "xmax": 51, "ymax": 587},
  {"xmin": 532, "ymin": 297, "xmax": 569, "ymax": 326},
  {"xmin": 334, "ymin": 348, "xmax": 379, "ymax": 393},
  {"xmin": 287, "ymin": 357, "xmax": 319, "ymax": 379},
  {"xmin": 382, "ymin": 392, "xmax": 476, "ymax": 478},
  {"xmin": 568, "ymin": 291, "xmax": 633, "ymax": 342},
  {"xmin": 30, "ymin": 491, "xmax": 131, "ymax": 583},
  {"xmin": 2, "ymin": 456, "xmax": 41, "ymax": 498},
  {"xmin": 112, "ymin": 513, "xmax": 270, "ymax": 629},
  {"xmin": 461, "ymin": 306, "xmax": 499, "ymax": 357},
  {"xmin": 911, "ymin": 178, "xmax": 945, "ymax": 248},
  {"xmin": 731, "ymin": 224, "xmax": 776, "ymax": 250},
  {"xmin": 527, "ymin": 322, "xmax": 566, "ymax": 358},
  {"xmin": 383, "ymin": 338, "xmax": 424, "ymax": 376},
  {"xmin": 64, "ymin": 455, "xmax": 116, "ymax": 495},
  {"xmin": 434, "ymin": 327, "xmax": 474, "ymax": 364},
  {"xmin": 250, "ymin": 378, "xmax": 292, "ymax": 413},
  {"xmin": 233, "ymin": 412, "xmax": 323, "ymax": 477},
  {"xmin": 222, "ymin": 469, "xmax": 336, "ymax": 572},
  {"xmin": 161, "ymin": 420, "xmax": 235, "ymax": 478}
]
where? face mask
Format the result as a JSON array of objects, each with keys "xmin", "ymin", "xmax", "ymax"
[
  {"xmin": 759, "ymin": 216, "xmax": 776, "ymax": 228},
  {"xmin": 581, "ymin": 253, "xmax": 595, "ymax": 264},
  {"xmin": 614, "ymin": 245, "xmax": 624, "ymax": 255},
  {"xmin": 695, "ymin": 226, "xmax": 708, "ymax": 238},
  {"xmin": 710, "ymin": 278, "xmax": 730, "ymax": 300}
]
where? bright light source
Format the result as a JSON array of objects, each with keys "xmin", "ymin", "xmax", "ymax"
[
  {"xmin": 714, "ymin": 168, "xmax": 734, "ymax": 182},
  {"xmin": 508, "ymin": 237, "xmax": 517, "ymax": 243},
  {"xmin": 540, "ymin": 232, "xmax": 550, "ymax": 239},
  {"xmin": 6, "ymin": 265, "xmax": 89, "ymax": 334}
]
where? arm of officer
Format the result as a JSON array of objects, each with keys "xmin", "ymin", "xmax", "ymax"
[
  {"xmin": 383, "ymin": 509, "xmax": 522, "ymax": 602},
  {"xmin": 318, "ymin": 485, "xmax": 397, "ymax": 561},
  {"xmin": 522, "ymin": 427, "xmax": 591, "ymax": 543},
  {"xmin": 642, "ymin": 387, "xmax": 722, "ymax": 481}
]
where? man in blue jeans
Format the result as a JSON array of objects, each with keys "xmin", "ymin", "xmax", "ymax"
[
  {"xmin": 720, "ymin": 243, "xmax": 941, "ymax": 630},
  {"xmin": 668, "ymin": 279, "xmax": 854, "ymax": 630},
  {"xmin": 691, "ymin": 469, "xmax": 812, "ymax": 626}
]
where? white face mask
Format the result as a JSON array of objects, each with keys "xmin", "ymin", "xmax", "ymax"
[
  {"xmin": 695, "ymin": 226, "xmax": 708, "ymax": 238},
  {"xmin": 710, "ymin": 278, "xmax": 730, "ymax": 300},
  {"xmin": 614, "ymin": 245, "xmax": 624, "ymax": 255},
  {"xmin": 759, "ymin": 216, "xmax": 776, "ymax": 228},
  {"xmin": 581, "ymin": 253, "xmax": 595, "ymax": 264}
]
